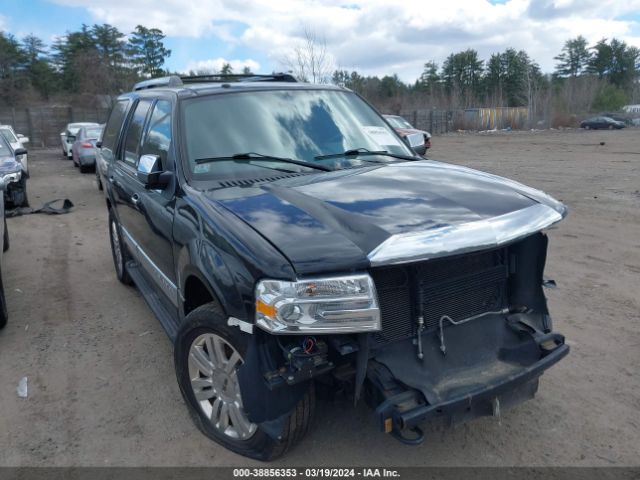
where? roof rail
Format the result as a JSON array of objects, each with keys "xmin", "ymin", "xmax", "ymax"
[
  {"xmin": 180, "ymin": 73, "xmax": 297, "ymax": 84},
  {"xmin": 133, "ymin": 76, "xmax": 184, "ymax": 91},
  {"xmin": 132, "ymin": 72, "xmax": 297, "ymax": 91}
]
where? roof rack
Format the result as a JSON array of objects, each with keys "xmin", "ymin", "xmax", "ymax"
[
  {"xmin": 181, "ymin": 73, "xmax": 297, "ymax": 84},
  {"xmin": 133, "ymin": 76, "xmax": 184, "ymax": 91},
  {"xmin": 132, "ymin": 73, "xmax": 297, "ymax": 91}
]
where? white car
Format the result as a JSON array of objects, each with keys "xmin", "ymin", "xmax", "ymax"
[
  {"xmin": 61, "ymin": 122, "xmax": 99, "ymax": 159},
  {"xmin": 0, "ymin": 125, "xmax": 29, "ymax": 175}
]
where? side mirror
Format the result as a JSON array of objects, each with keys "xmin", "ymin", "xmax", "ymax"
[
  {"xmin": 96, "ymin": 140, "xmax": 102, "ymax": 148},
  {"xmin": 405, "ymin": 132, "xmax": 426, "ymax": 155},
  {"xmin": 14, "ymin": 148, "xmax": 27, "ymax": 156},
  {"xmin": 17, "ymin": 134, "xmax": 29, "ymax": 144},
  {"xmin": 137, "ymin": 154, "xmax": 171, "ymax": 189}
]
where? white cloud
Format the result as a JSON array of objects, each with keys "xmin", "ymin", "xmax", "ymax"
[
  {"xmin": 49, "ymin": 0, "xmax": 640, "ymax": 81},
  {"xmin": 0, "ymin": 14, "xmax": 7, "ymax": 32},
  {"xmin": 184, "ymin": 57, "xmax": 261, "ymax": 74}
]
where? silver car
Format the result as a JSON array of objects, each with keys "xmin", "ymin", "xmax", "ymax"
[
  {"xmin": 60, "ymin": 122, "xmax": 99, "ymax": 159},
  {"xmin": 0, "ymin": 125, "xmax": 29, "ymax": 175}
]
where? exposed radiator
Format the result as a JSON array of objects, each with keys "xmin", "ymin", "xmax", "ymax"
[{"xmin": 371, "ymin": 248, "xmax": 509, "ymax": 346}]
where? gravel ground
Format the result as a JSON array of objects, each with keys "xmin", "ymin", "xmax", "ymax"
[{"xmin": 0, "ymin": 128, "xmax": 638, "ymax": 467}]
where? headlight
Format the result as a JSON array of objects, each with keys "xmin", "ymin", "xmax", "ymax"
[
  {"xmin": 1, "ymin": 171, "xmax": 21, "ymax": 184},
  {"xmin": 255, "ymin": 274, "xmax": 381, "ymax": 334}
]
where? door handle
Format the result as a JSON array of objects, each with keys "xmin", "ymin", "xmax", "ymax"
[{"xmin": 131, "ymin": 193, "xmax": 141, "ymax": 206}]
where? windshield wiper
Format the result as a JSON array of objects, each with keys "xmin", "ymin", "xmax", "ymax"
[
  {"xmin": 195, "ymin": 152, "xmax": 332, "ymax": 172},
  {"xmin": 314, "ymin": 147, "xmax": 418, "ymax": 162}
]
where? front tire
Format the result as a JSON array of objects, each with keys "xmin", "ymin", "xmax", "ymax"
[
  {"xmin": 109, "ymin": 210, "xmax": 133, "ymax": 285},
  {"xmin": 174, "ymin": 303, "xmax": 315, "ymax": 461}
]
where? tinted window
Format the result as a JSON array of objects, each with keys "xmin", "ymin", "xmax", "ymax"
[
  {"xmin": 141, "ymin": 100, "xmax": 172, "ymax": 165},
  {"xmin": 123, "ymin": 99, "xmax": 152, "ymax": 165},
  {"xmin": 102, "ymin": 100, "xmax": 130, "ymax": 151}
]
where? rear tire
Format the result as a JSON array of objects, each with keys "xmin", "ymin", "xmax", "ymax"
[
  {"xmin": 109, "ymin": 209, "xmax": 133, "ymax": 285},
  {"xmin": 175, "ymin": 303, "xmax": 315, "ymax": 461}
]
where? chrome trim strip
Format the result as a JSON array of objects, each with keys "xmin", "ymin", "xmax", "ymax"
[
  {"xmin": 227, "ymin": 317, "xmax": 254, "ymax": 334},
  {"xmin": 121, "ymin": 226, "xmax": 179, "ymax": 307},
  {"xmin": 368, "ymin": 203, "xmax": 564, "ymax": 267}
]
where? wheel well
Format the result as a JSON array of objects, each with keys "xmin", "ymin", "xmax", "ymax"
[{"xmin": 183, "ymin": 275, "xmax": 215, "ymax": 316}]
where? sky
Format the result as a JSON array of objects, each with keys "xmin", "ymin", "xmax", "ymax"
[{"xmin": 1, "ymin": 0, "xmax": 639, "ymax": 82}]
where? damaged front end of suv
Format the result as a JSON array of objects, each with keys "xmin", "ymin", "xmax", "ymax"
[{"xmin": 230, "ymin": 161, "xmax": 569, "ymax": 448}]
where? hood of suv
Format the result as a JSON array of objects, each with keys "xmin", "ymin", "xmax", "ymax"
[
  {"xmin": 0, "ymin": 155, "xmax": 21, "ymax": 175},
  {"xmin": 209, "ymin": 160, "xmax": 566, "ymax": 275}
]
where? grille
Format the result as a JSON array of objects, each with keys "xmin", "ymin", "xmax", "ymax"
[{"xmin": 371, "ymin": 248, "xmax": 508, "ymax": 345}]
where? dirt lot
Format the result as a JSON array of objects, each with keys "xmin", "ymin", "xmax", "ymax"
[{"xmin": 0, "ymin": 129, "xmax": 638, "ymax": 467}]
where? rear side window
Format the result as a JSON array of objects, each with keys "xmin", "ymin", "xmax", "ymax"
[
  {"xmin": 141, "ymin": 100, "xmax": 172, "ymax": 165},
  {"xmin": 102, "ymin": 100, "xmax": 130, "ymax": 152},
  {"xmin": 123, "ymin": 99, "xmax": 152, "ymax": 166}
]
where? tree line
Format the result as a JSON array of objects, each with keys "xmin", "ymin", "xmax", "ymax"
[
  {"xmin": 1, "ymin": 23, "xmax": 639, "ymax": 122},
  {"xmin": 332, "ymin": 36, "xmax": 639, "ymax": 121},
  {"xmin": 0, "ymin": 24, "xmax": 171, "ymax": 106}
]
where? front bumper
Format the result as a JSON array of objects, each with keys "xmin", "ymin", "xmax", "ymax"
[
  {"xmin": 367, "ymin": 313, "xmax": 569, "ymax": 442},
  {"xmin": 78, "ymin": 155, "xmax": 96, "ymax": 166},
  {"xmin": 373, "ymin": 342, "xmax": 568, "ymax": 437}
]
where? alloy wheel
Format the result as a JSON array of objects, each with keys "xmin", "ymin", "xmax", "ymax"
[{"xmin": 188, "ymin": 333, "xmax": 257, "ymax": 440}]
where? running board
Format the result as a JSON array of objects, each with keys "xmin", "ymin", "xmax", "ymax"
[{"xmin": 126, "ymin": 260, "xmax": 179, "ymax": 341}]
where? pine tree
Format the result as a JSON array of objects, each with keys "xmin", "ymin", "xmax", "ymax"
[{"xmin": 128, "ymin": 25, "xmax": 171, "ymax": 78}]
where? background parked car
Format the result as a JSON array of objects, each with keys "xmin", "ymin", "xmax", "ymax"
[
  {"xmin": 0, "ymin": 125, "xmax": 29, "ymax": 175},
  {"xmin": 95, "ymin": 126, "xmax": 108, "ymax": 192},
  {"xmin": 383, "ymin": 114, "xmax": 432, "ymax": 155},
  {"xmin": 0, "ymin": 133, "xmax": 17, "ymax": 329},
  {"xmin": 0, "ymin": 135, "xmax": 28, "ymax": 208},
  {"xmin": 0, "ymin": 173, "xmax": 8, "ymax": 329},
  {"xmin": 580, "ymin": 116, "xmax": 625, "ymax": 130},
  {"xmin": 60, "ymin": 122, "xmax": 99, "ymax": 159},
  {"xmin": 71, "ymin": 125, "xmax": 104, "ymax": 173}
]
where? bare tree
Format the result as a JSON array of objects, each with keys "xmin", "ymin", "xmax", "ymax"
[{"xmin": 282, "ymin": 27, "xmax": 333, "ymax": 83}]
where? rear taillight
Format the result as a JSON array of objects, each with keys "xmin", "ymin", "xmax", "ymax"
[{"xmin": 81, "ymin": 142, "xmax": 93, "ymax": 148}]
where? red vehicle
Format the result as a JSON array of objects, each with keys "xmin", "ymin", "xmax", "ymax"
[{"xmin": 383, "ymin": 115, "xmax": 431, "ymax": 155}]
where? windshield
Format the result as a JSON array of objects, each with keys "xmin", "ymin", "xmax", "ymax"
[
  {"xmin": 182, "ymin": 89, "xmax": 414, "ymax": 181},
  {"xmin": 0, "ymin": 128, "xmax": 18, "ymax": 143},
  {"xmin": 385, "ymin": 115, "xmax": 413, "ymax": 129},
  {"xmin": 0, "ymin": 136, "xmax": 12, "ymax": 156}
]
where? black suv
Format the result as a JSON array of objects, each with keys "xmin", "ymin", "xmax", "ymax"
[{"xmin": 99, "ymin": 74, "xmax": 569, "ymax": 460}]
